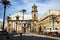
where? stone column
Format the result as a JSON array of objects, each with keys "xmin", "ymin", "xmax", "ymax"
[
  {"xmin": 31, "ymin": 21, "xmax": 34, "ymax": 32},
  {"xmin": 21, "ymin": 21, "xmax": 23, "ymax": 33}
]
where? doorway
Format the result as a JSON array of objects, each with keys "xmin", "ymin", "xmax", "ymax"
[
  {"xmin": 24, "ymin": 28, "xmax": 26, "ymax": 33},
  {"xmin": 23, "ymin": 24, "xmax": 26, "ymax": 33}
]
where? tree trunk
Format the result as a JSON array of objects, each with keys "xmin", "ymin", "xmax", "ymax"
[
  {"xmin": 2, "ymin": 5, "xmax": 6, "ymax": 40},
  {"xmin": 2, "ymin": 5, "xmax": 6, "ymax": 32},
  {"xmin": 23, "ymin": 12, "xmax": 24, "ymax": 20},
  {"xmin": 53, "ymin": 19, "xmax": 54, "ymax": 30}
]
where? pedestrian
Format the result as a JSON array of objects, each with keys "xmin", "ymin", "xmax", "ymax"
[{"xmin": 20, "ymin": 33, "xmax": 22, "ymax": 40}]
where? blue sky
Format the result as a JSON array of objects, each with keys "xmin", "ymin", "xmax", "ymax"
[{"xmin": 0, "ymin": 0, "xmax": 60, "ymax": 19}]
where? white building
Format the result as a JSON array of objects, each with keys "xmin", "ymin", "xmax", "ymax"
[
  {"xmin": 0, "ymin": 19, "xmax": 7, "ymax": 31},
  {"xmin": 7, "ymin": 4, "xmax": 38, "ymax": 33},
  {"xmin": 0, "ymin": 19, "xmax": 3, "ymax": 31}
]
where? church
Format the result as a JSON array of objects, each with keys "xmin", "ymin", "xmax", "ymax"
[{"xmin": 6, "ymin": 4, "xmax": 38, "ymax": 33}]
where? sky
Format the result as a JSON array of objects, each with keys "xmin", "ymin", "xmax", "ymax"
[{"xmin": 0, "ymin": 0, "xmax": 60, "ymax": 19}]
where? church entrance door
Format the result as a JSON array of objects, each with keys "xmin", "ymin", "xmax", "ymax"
[{"xmin": 24, "ymin": 28, "xmax": 26, "ymax": 33}]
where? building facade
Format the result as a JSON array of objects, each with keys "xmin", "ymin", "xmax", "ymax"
[
  {"xmin": 7, "ymin": 4, "xmax": 38, "ymax": 33},
  {"xmin": 0, "ymin": 19, "xmax": 3, "ymax": 31},
  {"xmin": 0, "ymin": 19, "xmax": 7, "ymax": 31},
  {"xmin": 38, "ymin": 10, "xmax": 60, "ymax": 32}
]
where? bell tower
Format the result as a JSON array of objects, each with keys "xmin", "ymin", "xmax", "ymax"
[{"xmin": 32, "ymin": 4, "xmax": 38, "ymax": 20}]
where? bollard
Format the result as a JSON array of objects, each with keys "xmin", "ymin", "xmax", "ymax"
[
  {"xmin": 20, "ymin": 33, "xmax": 22, "ymax": 40},
  {"xmin": 20, "ymin": 33, "xmax": 22, "ymax": 37},
  {"xmin": 5, "ymin": 32, "xmax": 10, "ymax": 40}
]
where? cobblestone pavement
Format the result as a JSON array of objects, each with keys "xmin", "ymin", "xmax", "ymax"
[{"xmin": 0, "ymin": 33, "xmax": 60, "ymax": 40}]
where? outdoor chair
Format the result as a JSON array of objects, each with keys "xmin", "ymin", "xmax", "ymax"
[
  {"xmin": 47, "ymin": 32, "xmax": 52, "ymax": 36},
  {"xmin": 40, "ymin": 31, "xmax": 44, "ymax": 35},
  {"xmin": 43, "ymin": 32, "xmax": 46, "ymax": 35},
  {"xmin": 51, "ymin": 32, "xmax": 57, "ymax": 37},
  {"xmin": 57, "ymin": 33, "xmax": 60, "ymax": 37}
]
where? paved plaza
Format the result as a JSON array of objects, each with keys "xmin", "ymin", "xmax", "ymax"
[{"xmin": 0, "ymin": 33, "xmax": 60, "ymax": 40}]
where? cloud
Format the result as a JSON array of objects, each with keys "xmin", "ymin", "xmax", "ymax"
[
  {"xmin": 0, "ymin": 18, "xmax": 3, "ymax": 22},
  {"xmin": 35, "ymin": 0, "xmax": 60, "ymax": 18},
  {"xmin": 0, "ymin": 0, "xmax": 60, "ymax": 19}
]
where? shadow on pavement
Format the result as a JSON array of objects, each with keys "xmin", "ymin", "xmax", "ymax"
[
  {"xmin": 0, "ymin": 33, "xmax": 57, "ymax": 40},
  {"xmin": 8, "ymin": 35, "xmax": 57, "ymax": 40}
]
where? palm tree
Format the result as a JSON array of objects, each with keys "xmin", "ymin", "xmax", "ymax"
[
  {"xmin": 0, "ymin": 0, "xmax": 11, "ymax": 32},
  {"xmin": 50, "ymin": 15, "xmax": 59, "ymax": 30},
  {"xmin": 21, "ymin": 9, "xmax": 26, "ymax": 20}
]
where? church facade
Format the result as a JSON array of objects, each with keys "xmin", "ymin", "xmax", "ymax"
[
  {"xmin": 6, "ymin": 4, "xmax": 60, "ymax": 33},
  {"xmin": 6, "ymin": 4, "xmax": 38, "ymax": 33}
]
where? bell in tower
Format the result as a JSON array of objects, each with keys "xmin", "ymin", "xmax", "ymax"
[{"xmin": 32, "ymin": 4, "xmax": 38, "ymax": 20}]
